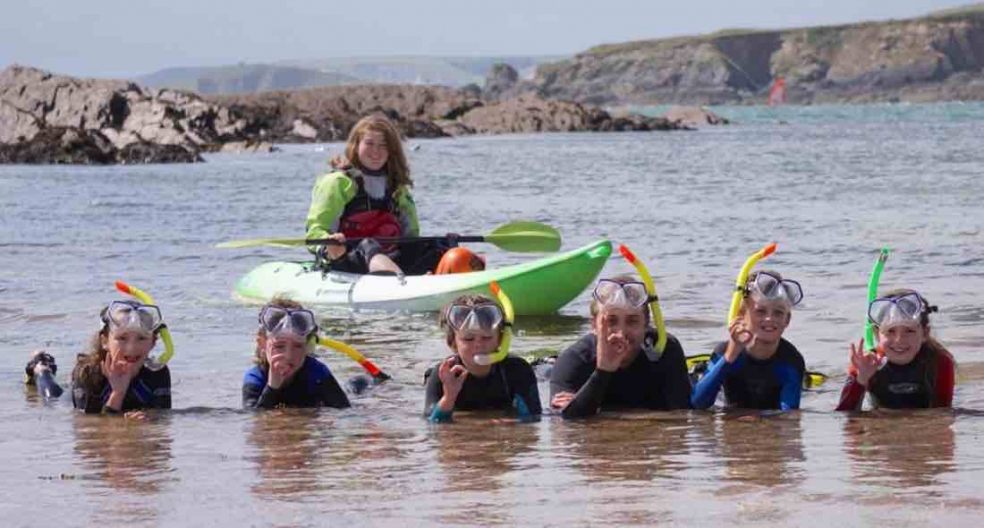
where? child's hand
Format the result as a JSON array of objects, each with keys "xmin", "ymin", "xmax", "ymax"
[
  {"xmin": 551, "ymin": 391, "xmax": 575, "ymax": 410},
  {"xmin": 596, "ymin": 316, "xmax": 630, "ymax": 372},
  {"xmin": 437, "ymin": 357, "xmax": 468, "ymax": 412},
  {"xmin": 724, "ymin": 318, "xmax": 753, "ymax": 363},
  {"xmin": 849, "ymin": 339, "xmax": 881, "ymax": 386},
  {"xmin": 267, "ymin": 352, "xmax": 295, "ymax": 389}
]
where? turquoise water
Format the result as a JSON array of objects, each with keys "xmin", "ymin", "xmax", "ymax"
[{"xmin": 2, "ymin": 102, "xmax": 983, "ymax": 526}]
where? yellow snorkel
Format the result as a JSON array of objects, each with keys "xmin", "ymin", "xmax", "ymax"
[
  {"xmin": 317, "ymin": 336, "xmax": 391, "ymax": 382},
  {"xmin": 115, "ymin": 281, "xmax": 175, "ymax": 365},
  {"xmin": 472, "ymin": 281, "xmax": 513, "ymax": 366},
  {"xmin": 727, "ymin": 243, "xmax": 777, "ymax": 324},
  {"xmin": 617, "ymin": 244, "xmax": 667, "ymax": 353}
]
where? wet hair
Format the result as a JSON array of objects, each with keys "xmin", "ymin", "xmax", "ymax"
[
  {"xmin": 875, "ymin": 288, "xmax": 954, "ymax": 405},
  {"xmin": 343, "ymin": 114, "xmax": 412, "ymax": 189},
  {"xmin": 439, "ymin": 294, "xmax": 504, "ymax": 348},
  {"xmin": 588, "ymin": 273, "xmax": 651, "ymax": 322},
  {"xmin": 253, "ymin": 296, "xmax": 312, "ymax": 371},
  {"xmin": 72, "ymin": 302, "xmax": 161, "ymax": 394}
]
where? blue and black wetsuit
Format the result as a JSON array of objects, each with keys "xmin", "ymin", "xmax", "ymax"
[
  {"xmin": 72, "ymin": 365, "xmax": 171, "ymax": 414},
  {"xmin": 243, "ymin": 355, "xmax": 350, "ymax": 409},
  {"xmin": 423, "ymin": 355, "xmax": 542, "ymax": 422},
  {"xmin": 549, "ymin": 331, "xmax": 691, "ymax": 419},
  {"xmin": 691, "ymin": 339, "xmax": 805, "ymax": 411}
]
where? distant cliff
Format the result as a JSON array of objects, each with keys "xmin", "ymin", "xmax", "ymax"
[{"xmin": 532, "ymin": 6, "xmax": 984, "ymax": 105}]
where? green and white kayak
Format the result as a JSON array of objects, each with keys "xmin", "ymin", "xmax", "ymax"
[{"xmin": 234, "ymin": 239, "xmax": 612, "ymax": 314}]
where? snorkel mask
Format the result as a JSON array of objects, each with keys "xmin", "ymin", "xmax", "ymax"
[
  {"xmin": 445, "ymin": 282, "xmax": 514, "ymax": 366},
  {"xmin": 101, "ymin": 300, "xmax": 164, "ymax": 337},
  {"xmin": 592, "ymin": 279, "xmax": 650, "ymax": 310},
  {"xmin": 745, "ymin": 271, "xmax": 804, "ymax": 308},
  {"xmin": 868, "ymin": 292, "xmax": 935, "ymax": 331},
  {"xmin": 258, "ymin": 305, "xmax": 319, "ymax": 345}
]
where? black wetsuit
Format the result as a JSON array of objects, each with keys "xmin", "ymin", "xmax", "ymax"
[
  {"xmin": 548, "ymin": 331, "xmax": 691, "ymax": 419},
  {"xmin": 836, "ymin": 345, "xmax": 955, "ymax": 410},
  {"xmin": 242, "ymin": 356, "xmax": 350, "ymax": 409},
  {"xmin": 424, "ymin": 355, "xmax": 542, "ymax": 422},
  {"xmin": 72, "ymin": 365, "xmax": 171, "ymax": 414},
  {"xmin": 691, "ymin": 339, "xmax": 805, "ymax": 410}
]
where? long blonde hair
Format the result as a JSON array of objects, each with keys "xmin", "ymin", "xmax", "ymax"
[{"xmin": 343, "ymin": 114, "xmax": 412, "ymax": 190}]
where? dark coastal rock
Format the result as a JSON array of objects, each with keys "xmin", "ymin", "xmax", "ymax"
[
  {"xmin": 0, "ymin": 65, "xmax": 241, "ymax": 163},
  {"xmin": 0, "ymin": 126, "xmax": 200, "ymax": 164}
]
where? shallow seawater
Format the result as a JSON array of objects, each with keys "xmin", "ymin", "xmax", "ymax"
[{"xmin": 2, "ymin": 102, "xmax": 984, "ymax": 526}]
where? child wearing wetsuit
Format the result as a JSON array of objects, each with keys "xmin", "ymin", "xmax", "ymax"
[
  {"xmin": 242, "ymin": 298, "xmax": 350, "ymax": 409},
  {"xmin": 424, "ymin": 294, "xmax": 541, "ymax": 422},
  {"xmin": 691, "ymin": 270, "xmax": 806, "ymax": 411},
  {"xmin": 836, "ymin": 289, "xmax": 955, "ymax": 410},
  {"xmin": 71, "ymin": 300, "xmax": 172, "ymax": 414},
  {"xmin": 549, "ymin": 276, "xmax": 691, "ymax": 419}
]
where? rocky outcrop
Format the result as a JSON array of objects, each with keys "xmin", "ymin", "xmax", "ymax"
[
  {"xmin": 483, "ymin": 63, "xmax": 522, "ymax": 100},
  {"xmin": 206, "ymin": 84, "xmax": 481, "ymax": 141},
  {"xmin": 662, "ymin": 106, "xmax": 730, "ymax": 127},
  {"xmin": 1, "ymin": 65, "xmax": 690, "ymax": 164},
  {"xmin": 0, "ymin": 65, "xmax": 241, "ymax": 163},
  {"xmin": 453, "ymin": 95, "xmax": 684, "ymax": 134},
  {"xmin": 0, "ymin": 126, "xmax": 200, "ymax": 164},
  {"xmin": 530, "ymin": 9, "xmax": 984, "ymax": 105}
]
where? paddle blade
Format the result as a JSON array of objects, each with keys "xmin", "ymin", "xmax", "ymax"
[
  {"xmin": 215, "ymin": 238, "xmax": 309, "ymax": 249},
  {"xmin": 485, "ymin": 221, "xmax": 561, "ymax": 252}
]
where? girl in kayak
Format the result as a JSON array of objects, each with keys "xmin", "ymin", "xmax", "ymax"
[
  {"xmin": 71, "ymin": 300, "xmax": 172, "ymax": 414},
  {"xmin": 549, "ymin": 275, "xmax": 691, "ymax": 419},
  {"xmin": 424, "ymin": 294, "xmax": 541, "ymax": 422},
  {"xmin": 243, "ymin": 298, "xmax": 350, "ymax": 409},
  {"xmin": 306, "ymin": 114, "xmax": 462, "ymax": 276},
  {"xmin": 691, "ymin": 270, "xmax": 806, "ymax": 411},
  {"xmin": 836, "ymin": 289, "xmax": 955, "ymax": 410}
]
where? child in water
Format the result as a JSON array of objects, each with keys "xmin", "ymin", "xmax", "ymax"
[
  {"xmin": 836, "ymin": 289, "xmax": 955, "ymax": 410},
  {"xmin": 549, "ymin": 275, "xmax": 691, "ymax": 418},
  {"xmin": 71, "ymin": 300, "xmax": 172, "ymax": 414},
  {"xmin": 424, "ymin": 294, "xmax": 541, "ymax": 422},
  {"xmin": 242, "ymin": 298, "xmax": 350, "ymax": 409},
  {"xmin": 691, "ymin": 270, "xmax": 806, "ymax": 411}
]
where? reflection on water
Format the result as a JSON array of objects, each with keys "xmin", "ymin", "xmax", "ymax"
[
  {"xmin": 554, "ymin": 412, "xmax": 690, "ymax": 483},
  {"xmin": 715, "ymin": 411, "xmax": 805, "ymax": 489},
  {"xmin": 843, "ymin": 411, "xmax": 955, "ymax": 494},
  {"xmin": 72, "ymin": 413, "xmax": 173, "ymax": 524},
  {"xmin": 248, "ymin": 409, "xmax": 326, "ymax": 498}
]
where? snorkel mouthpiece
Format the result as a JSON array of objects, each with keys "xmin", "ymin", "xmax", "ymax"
[{"xmin": 472, "ymin": 282, "xmax": 513, "ymax": 366}]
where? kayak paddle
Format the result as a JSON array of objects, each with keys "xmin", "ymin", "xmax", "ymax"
[{"xmin": 216, "ymin": 221, "xmax": 561, "ymax": 253}]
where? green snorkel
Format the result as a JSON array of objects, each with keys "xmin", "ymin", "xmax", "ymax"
[
  {"xmin": 618, "ymin": 244, "xmax": 667, "ymax": 354},
  {"xmin": 115, "ymin": 281, "xmax": 175, "ymax": 365},
  {"xmin": 472, "ymin": 281, "xmax": 514, "ymax": 366},
  {"xmin": 864, "ymin": 248, "xmax": 890, "ymax": 352}
]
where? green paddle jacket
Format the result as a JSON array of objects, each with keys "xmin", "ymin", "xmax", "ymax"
[{"xmin": 305, "ymin": 170, "xmax": 419, "ymax": 253}]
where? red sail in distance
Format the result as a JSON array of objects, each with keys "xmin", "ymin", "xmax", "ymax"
[{"xmin": 768, "ymin": 76, "xmax": 787, "ymax": 106}]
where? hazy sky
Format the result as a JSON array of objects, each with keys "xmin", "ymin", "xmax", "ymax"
[{"xmin": 1, "ymin": 0, "xmax": 977, "ymax": 78}]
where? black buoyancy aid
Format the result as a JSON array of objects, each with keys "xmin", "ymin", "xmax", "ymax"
[{"xmin": 339, "ymin": 175, "xmax": 403, "ymax": 240}]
